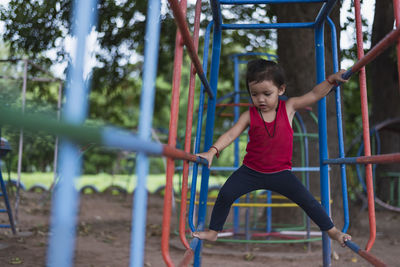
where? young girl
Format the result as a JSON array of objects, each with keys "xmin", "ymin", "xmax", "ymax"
[{"xmin": 192, "ymin": 59, "xmax": 351, "ymax": 247}]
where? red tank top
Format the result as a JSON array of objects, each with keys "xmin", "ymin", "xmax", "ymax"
[{"xmin": 243, "ymin": 100, "xmax": 293, "ymax": 173}]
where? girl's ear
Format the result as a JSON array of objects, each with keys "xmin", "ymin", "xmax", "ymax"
[{"xmin": 278, "ymin": 84, "xmax": 286, "ymax": 96}]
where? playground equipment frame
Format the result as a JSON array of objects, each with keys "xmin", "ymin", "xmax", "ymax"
[{"xmin": 0, "ymin": 0, "xmax": 399, "ymax": 267}]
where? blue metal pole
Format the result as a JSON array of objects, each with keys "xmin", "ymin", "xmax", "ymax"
[
  {"xmin": 327, "ymin": 17, "xmax": 350, "ymax": 233},
  {"xmin": 189, "ymin": 21, "xmax": 213, "ymax": 233},
  {"xmin": 233, "ymin": 56, "xmax": 240, "ymax": 168},
  {"xmin": 0, "ymin": 165, "xmax": 15, "ymax": 233},
  {"xmin": 233, "ymin": 55, "xmax": 240, "ymax": 234},
  {"xmin": 130, "ymin": 0, "xmax": 161, "ymax": 266},
  {"xmin": 315, "ymin": 23, "xmax": 331, "ymax": 267},
  {"xmin": 266, "ymin": 190, "xmax": 272, "ymax": 233},
  {"xmin": 194, "ymin": 2, "xmax": 222, "ymax": 266},
  {"xmin": 295, "ymin": 112, "xmax": 311, "ymax": 242},
  {"xmin": 315, "ymin": 0, "xmax": 338, "ymax": 26},
  {"xmin": 220, "ymin": 0, "xmax": 327, "ymax": 3},
  {"xmin": 0, "ymin": 127, "xmax": 15, "ymax": 234},
  {"xmin": 222, "ymin": 22, "xmax": 315, "ymax": 30},
  {"xmin": 47, "ymin": 1, "xmax": 97, "ymax": 266},
  {"xmin": 245, "ymin": 193, "xmax": 251, "ymax": 240}
]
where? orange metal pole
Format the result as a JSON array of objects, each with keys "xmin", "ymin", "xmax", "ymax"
[
  {"xmin": 216, "ymin": 103, "xmax": 253, "ymax": 107},
  {"xmin": 354, "ymin": 0, "xmax": 376, "ymax": 252},
  {"xmin": 167, "ymin": 0, "xmax": 214, "ymax": 98},
  {"xmin": 356, "ymin": 153, "xmax": 400, "ymax": 164},
  {"xmin": 179, "ymin": 0, "xmax": 202, "ymax": 250},
  {"xmin": 161, "ymin": 0, "xmax": 187, "ymax": 265}
]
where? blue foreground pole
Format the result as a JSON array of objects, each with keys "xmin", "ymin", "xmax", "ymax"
[
  {"xmin": 315, "ymin": 22, "xmax": 331, "ymax": 267},
  {"xmin": 193, "ymin": 2, "xmax": 222, "ymax": 266},
  {"xmin": 130, "ymin": 0, "xmax": 161, "ymax": 266},
  {"xmin": 327, "ymin": 17, "xmax": 350, "ymax": 233},
  {"xmin": 188, "ymin": 21, "xmax": 213, "ymax": 233},
  {"xmin": 46, "ymin": 1, "xmax": 97, "ymax": 266}
]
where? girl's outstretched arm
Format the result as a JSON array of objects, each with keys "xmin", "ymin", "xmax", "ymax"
[
  {"xmin": 197, "ymin": 110, "xmax": 250, "ymax": 168},
  {"xmin": 286, "ymin": 69, "xmax": 348, "ymax": 119}
]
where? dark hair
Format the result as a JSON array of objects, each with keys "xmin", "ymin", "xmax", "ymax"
[{"xmin": 246, "ymin": 59, "xmax": 286, "ymax": 94}]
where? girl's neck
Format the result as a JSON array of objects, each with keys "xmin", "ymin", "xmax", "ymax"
[
  {"xmin": 259, "ymin": 109, "xmax": 276, "ymax": 123},
  {"xmin": 258, "ymin": 102, "xmax": 279, "ymax": 123}
]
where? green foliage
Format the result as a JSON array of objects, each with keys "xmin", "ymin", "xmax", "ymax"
[
  {"xmin": 0, "ymin": 0, "xmax": 71, "ymax": 58},
  {"xmin": 0, "ymin": 0, "xmax": 375, "ymax": 185}
]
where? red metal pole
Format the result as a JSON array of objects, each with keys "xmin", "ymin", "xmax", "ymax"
[
  {"xmin": 216, "ymin": 103, "xmax": 253, "ymax": 107},
  {"xmin": 161, "ymin": 1, "xmax": 187, "ymax": 266},
  {"xmin": 162, "ymin": 145, "xmax": 201, "ymax": 163},
  {"xmin": 350, "ymin": 26, "xmax": 400, "ymax": 74},
  {"xmin": 356, "ymin": 153, "xmax": 400, "ymax": 165},
  {"xmin": 354, "ymin": 0, "xmax": 376, "ymax": 252},
  {"xmin": 167, "ymin": 0, "xmax": 213, "ymax": 98},
  {"xmin": 393, "ymin": 0, "xmax": 400, "ymax": 91},
  {"xmin": 179, "ymin": 0, "xmax": 202, "ymax": 251}
]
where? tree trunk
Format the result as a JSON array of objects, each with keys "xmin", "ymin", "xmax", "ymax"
[
  {"xmin": 369, "ymin": 0, "xmax": 400, "ymax": 202},
  {"xmin": 270, "ymin": 3, "xmax": 345, "ymax": 228}
]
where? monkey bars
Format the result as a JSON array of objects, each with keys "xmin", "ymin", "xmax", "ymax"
[{"xmin": 173, "ymin": 0, "xmax": 397, "ymax": 266}]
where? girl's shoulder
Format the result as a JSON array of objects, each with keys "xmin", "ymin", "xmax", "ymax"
[
  {"xmin": 240, "ymin": 109, "xmax": 250, "ymax": 118},
  {"xmin": 238, "ymin": 110, "xmax": 251, "ymax": 125}
]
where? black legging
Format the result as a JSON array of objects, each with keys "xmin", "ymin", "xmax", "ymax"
[{"xmin": 209, "ymin": 165, "xmax": 334, "ymax": 232}]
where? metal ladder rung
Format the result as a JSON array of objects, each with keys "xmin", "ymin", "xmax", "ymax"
[{"xmin": 219, "ymin": 0, "xmax": 328, "ymax": 4}]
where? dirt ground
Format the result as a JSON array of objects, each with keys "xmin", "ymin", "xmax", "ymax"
[{"xmin": 0, "ymin": 191, "xmax": 399, "ymax": 267}]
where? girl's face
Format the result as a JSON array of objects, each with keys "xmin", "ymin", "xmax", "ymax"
[{"xmin": 248, "ymin": 80, "xmax": 285, "ymax": 112}]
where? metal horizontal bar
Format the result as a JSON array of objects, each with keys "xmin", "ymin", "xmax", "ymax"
[
  {"xmin": 345, "ymin": 240, "xmax": 360, "ymax": 253},
  {"xmin": 324, "ymin": 153, "xmax": 400, "ymax": 165},
  {"xmin": 323, "ymin": 157, "xmax": 358, "ymax": 164},
  {"xmin": 216, "ymin": 103, "xmax": 252, "ymax": 107},
  {"xmin": 314, "ymin": 0, "xmax": 337, "ymax": 26},
  {"xmin": 350, "ymin": 27, "xmax": 400, "ymax": 75},
  {"xmin": 222, "ymin": 22, "xmax": 315, "ymax": 29},
  {"xmin": 0, "ymin": 75, "xmax": 61, "ymax": 82},
  {"xmin": 0, "ymin": 59, "xmax": 61, "ymax": 80},
  {"xmin": 345, "ymin": 240, "xmax": 387, "ymax": 267},
  {"xmin": 216, "ymin": 237, "xmax": 322, "ymax": 244},
  {"xmin": 220, "ymin": 0, "xmax": 326, "ymax": 4},
  {"xmin": 175, "ymin": 166, "xmax": 322, "ymax": 172},
  {"xmin": 30, "ymin": 77, "xmax": 61, "ymax": 83},
  {"xmin": 162, "ymin": 145, "xmax": 209, "ymax": 165},
  {"xmin": 102, "ymin": 127, "xmax": 163, "ymax": 155},
  {"xmin": 293, "ymin": 133, "xmax": 319, "ymax": 138},
  {"xmin": 0, "ymin": 225, "xmax": 11, "ymax": 228},
  {"xmin": 0, "ymin": 106, "xmax": 209, "ymax": 165}
]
